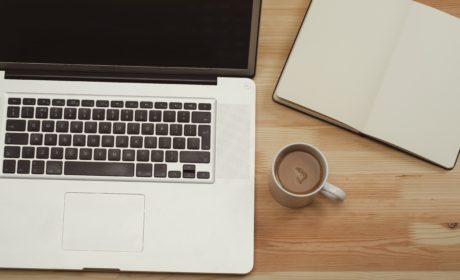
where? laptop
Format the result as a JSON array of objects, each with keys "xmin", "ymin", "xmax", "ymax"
[{"xmin": 0, "ymin": 0, "xmax": 260, "ymax": 274}]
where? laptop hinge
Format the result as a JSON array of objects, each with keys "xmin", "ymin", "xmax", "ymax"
[{"xmin": 4, "ymin": 70, "xmax": 218, "ymax": 85}]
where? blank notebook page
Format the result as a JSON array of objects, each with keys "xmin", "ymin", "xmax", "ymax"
[
  {"xmin": 365, "ymin": 2, "xmax": 460, "ymax": 168},
  {"xmin": 275, "ymin": 0, "xmax": 411, "ymax": 130}
]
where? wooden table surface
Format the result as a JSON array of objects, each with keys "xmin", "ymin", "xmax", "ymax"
[{"xmin": 2, "ymin": 0, "xmax": 460, "ymax": 279}]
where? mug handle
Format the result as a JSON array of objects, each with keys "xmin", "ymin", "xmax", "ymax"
[{"xmin": 321, "ymin": 183, "xmax": 346, "ymax": 202}]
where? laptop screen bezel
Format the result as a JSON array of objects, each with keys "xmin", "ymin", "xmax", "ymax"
[{"xmin": 0, "ymin": 0, "xmax": 261, "ymax": 78}]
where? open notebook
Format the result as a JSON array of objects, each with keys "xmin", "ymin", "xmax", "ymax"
[{"xmin": 273, "ymin": 0, "xmax": 460, "ymax": 169}]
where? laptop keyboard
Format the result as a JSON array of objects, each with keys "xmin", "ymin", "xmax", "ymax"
[{"xmin": 2, "ymin": 95, "xmax": 215, "ymax": 182}]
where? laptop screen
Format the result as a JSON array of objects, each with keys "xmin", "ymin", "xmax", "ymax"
[{"xmin": 0, "ymin": 0, "xmax": 259, "ymax": 76}]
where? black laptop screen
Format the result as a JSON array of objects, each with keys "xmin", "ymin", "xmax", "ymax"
[{"xmin": 0, "ymin": 0, "xmax": 254, "ymax": 71}]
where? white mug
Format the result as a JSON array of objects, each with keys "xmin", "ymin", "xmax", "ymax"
[{"xmin": 270, "ymin": 143, "xmax": 346, "ymax": 208}]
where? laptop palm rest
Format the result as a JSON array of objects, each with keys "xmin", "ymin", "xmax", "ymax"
[{"xmin": 62, "ymin": 193, "xmax": 145, "ymax": 252}]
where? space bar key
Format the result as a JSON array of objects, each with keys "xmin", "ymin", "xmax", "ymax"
[{"xmin": 64, "ymin": 162, "xmax": 135, "ymax": 177}]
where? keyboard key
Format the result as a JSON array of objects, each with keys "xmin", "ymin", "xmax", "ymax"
[
  {"xmin": 187, "ymin": 138, "xmax": 200, "ymax": 150},
  {"xmin": 165, "ymin": 151, "xmax": 178, "ymax": 162},
  {"xmin": 192, "ymin": 112, "xmax": 211, "ymax": 123},
  {"xmin": 5, "ymin": 133, "xmax": 28, "ymax": 145},
  {"xmin": 78, "ymin": 108, "xmax": 92, "ymax": 120},
  {"xmin": 4, "ymin": 147, "xmax": 21, "ymax": 159},
  {"xmin": 67, "ymin": 99, "xmax": 80, "ymax": 107},
  {"xmin": 168, "ymin": 171, "xmax": 181, "ymax": 178},
  {"xmin": 107, "ymin": 109, "xmax": 120, "ymax": 121},
  {"xmin": 46, "ymin": 161, "xmax": 63, "ymax": 175},
  {"xmin": 22, "ymin": 147, "xmax": 35, "ymax": 158},
  {"xmin": 96, "ymin": 100, "xmax": 110, "ymax": 108},
  {"xmin": 154, "ymin": 164, "xmax": 167, "ymax": 178},
  {"xmin": 21, "ymin": 107, "xmax": 34, "ymax": 118},
  {"xmin": 177, "ymin": 111, "xmax": 190, "ymax": 123},
  {"xmin": 51, "ymin": 148, "xmax": 64, "ymax": 159},
  {"xmin": 141, "ymin": 123, "xmax": 154, "ymax": 135},
  {"xmin": 128, "ymin": 123, "xmax": 140, "ymax": 135},
  {"xmin": 65, "ymin": 162, "xmax": 134, "ymax": 177},
  {"xmin": 52, "ymin": 99, "xmax": 65, "ymax": 106},
  {"xmin": 6, "ymin": 120, "xmax": 26, "ymax": 132},
  {"xmin": 199, "ymin": 103, "xmax": 212, "ymax": 110},
  {"xmin": 170, "ymin": 124, "xmax": 182, "ymax": 136},
  {"xmin": 85, "ymin": 122, "xmax": 98, "ymax": 133},
  {"xmin": 135, "ymin": 110, "xmax": 148, "ymax": 122},
  {"xmin": 8, "ymin": 98, "xmax": 21, "ymax": 105},
  {"xmin": 140, "ymin": 102, "xmax": 153, "ymax": 109},
  {"xmin": 42, "ymin": 121, "xmax": 55, "ymax": 132},
  {"xmin": 23, "ymin": 98, "xmax": 36, "ymax": 105},
  {"xmin": 32, "ymin": 161, "xmax": 45, "ymax": 174},
  {"xmin": 126, "ymin": 101, "xmax": 139, "ymax": 108},
  {"xmin": 37, "ymin": 147, "xmax": 50, "ymax": 159},
  {"xmin": 56, "ymin": 121, "xmax": 69, "ymax": 132},
  {"xmin": 17, "ymin": 160, "xmax": 31, "ymax": 174},
  {"xmin": 73, "ymin": 135, "xmax": 86, "ymax": 146},
  {"xmin": 35, "ymin": 107, "xmax": 48, "ymax": 119},
  {"xmin": 159, "ymin": 137, "xmax": 171, "ymax": 149},
  {"xmin": 7, "ymin": 106, "xmax": 20, "ymax": 118},
  {"xmin": 183, "ymin": 164, "xmax": 196, "ymax": 179},
  {"xmin": 155, "ymin": 102, "xmax": 167, "ymax": 109},
  {"xmin": 44, "ymin": 134, "xmax": 58, "ymax": 146},
  {"xmin": 50, "ymin": 108, "xmax": 63, "ymax": 119},
  {"xmin": 28, "ymin": 120, "xmax": 41, "ymax": 132},
  {"xmin": 137, "ymin": 150, "xmax": 150, "ymax": 162},
  {"xmin": 184, "ymin": 125, "xmax": 197, "ymax": 136},
  {"xmin": 173, "ymin": 137, "xmax": 186, "ymax": 149},
  {"xmin": 197, "ymin": 172, "xmax": 210, "ymax": 179},
  {"xmin": 111, "ymin": 101, "xmax": 124, "ymax": 108},
  {"xmin": 151, "ymin": 150, "xmax": 164, "ymax": 162},
  {"xmin": 102, "ymin": 136, "xmax": 115, "ymax": 147},
  {"xmin": 99, "ymin": 122, "xmax": 112, "ymax": 134},
  {"xmin": 170, "ymin": 102, "xmax": 182, "ymax": 109},
  {"xmin": 116, "ymin": 136, "xmax": 129, "ymax": 148},
  {"xmin": 92, "ymin": 109, "xmax": 105, "ymax": 120},
  {"xmin": 82, "ymin": 100, "xmax": 95, "ymax": 107},
  {"xmin": 64, "ymin": 108, "xmax": 77, "ymax": 119},
  {"xmin": 65, "ymin": 148, "xmax": 78, "ymax": 160},
  {"xmin": 184, "ymin": 103, "xmax": 197, "ymax": 110},
  {"xmin": 79, "ymin": 149, "xmax": 92, "ymax": 160},
  {"xmin": 130, "ymin": 136, "xmax": 143, "ymax": 148},
  {"xmin": 70, "ymin": 121, "xmax": 84, "ymax": 133},
  {"xmin": 149, "ymin": 110, "xmax": 162, "ymax": 122},
  {"xmin": 136, "ymin": 163, "xmax": 152, "ymax": 177},
  {"xmin": 88, "ymin": 135, "xmax": 101, "ymax": 147},
  {"xmin": 163, "ymin": 111, "xmax": 176, "ymax": 122},
  {"xmin": 94, "ymin": 149, "xmax": 107, "ymax": 161},
  {"xmin": 38, "ymin": 99, "xmax": 51, "ymax": 106},
  {"xmin": 3, "ymin": 160, "xmax": 16, "ymax": 174},
  {"xmin": 108, "ymin": 149, "xmax": 121, "ymax": 161},
  {"xmin": 59, "ymin": 134, "xmax": 72, "ymax": 146},
  {"xmin": 121, "ymin": 110, "xmax": 133, "ymax": 121},
  {"xmin": 199, "ymin": 125, "xmax": 211, "ymax": 150},
  {"xmin": 156, "ymin": 124, "xmax": 168, "ymax": 135},
  {"xmin": 113, "ymin": 123, "xmax": 126, "ymax": 134},
  {"xmin": 180, "ymin": 151, "xmax": 211, "ymax": 163},
  {"xmin": 145, "ymin": 137, "xmax": 157, "ymax": 148},
  {"xmin": 122, "ymin": 150, "xmax": 135, "ymax": 161}
]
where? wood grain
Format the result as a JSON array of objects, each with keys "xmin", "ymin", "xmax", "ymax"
[{"xmin": 1, "ymin": 0, "xmax": 460, "ymax": 279}]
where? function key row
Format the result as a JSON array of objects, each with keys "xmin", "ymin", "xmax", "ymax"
[{"xmin": 7, "ymin": 98, "xmax": 211, "ymax": 110}]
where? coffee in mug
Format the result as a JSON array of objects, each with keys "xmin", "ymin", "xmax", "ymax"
[{"xmin": 270, "ymin": 143, "xmax": 346, "ymax": 208}]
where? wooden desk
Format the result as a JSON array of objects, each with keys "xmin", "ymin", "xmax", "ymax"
[{"xmin": 1, "ymin": 0, "xmax": 459, "ymax": 279}]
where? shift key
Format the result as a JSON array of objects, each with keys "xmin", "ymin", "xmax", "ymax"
[{"xmin": 180, "ymin": 151, "xmax": 211, "ymax": 163}]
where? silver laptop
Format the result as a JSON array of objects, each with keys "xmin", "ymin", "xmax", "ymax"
[{"xmin": 0, "ymin": 0, "xmax": 260, "ymax": 274}]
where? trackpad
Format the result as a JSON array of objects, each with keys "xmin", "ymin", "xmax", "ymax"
[{"xmin": 62, "ymin": 193, "xmax": 145, "ymax": 252}]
